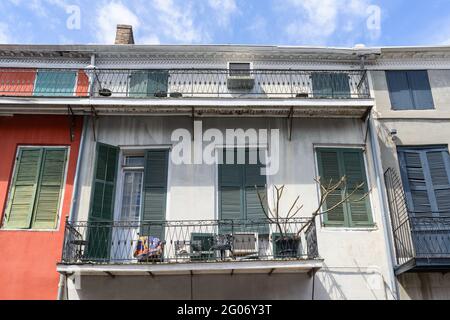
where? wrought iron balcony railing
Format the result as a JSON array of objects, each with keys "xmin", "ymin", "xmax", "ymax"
[
  {"xmin": 61, "ymin": 218, "xmax": 319, "ymax": 265},
  {"xmin": 384, "ymin": 168, "xmax": 450, "ymax": 272},
  {"xmin": 0, "ymin": 68, "xmax": 370, "ymax": 99}
]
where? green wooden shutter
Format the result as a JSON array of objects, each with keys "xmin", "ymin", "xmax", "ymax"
[
  {"xmin": 317, "ymin": 148, "xmax": 372, "ymax": 227},
  {"xmin": 5, "ymin": 148, "xmax": 43, "ymax": 229},
  {"xmin": 342, "ymin": 150, "xmax": 372, "ymax": 226},
  {"xmin": 141, "ymin": 150, "xmax": 169, "ymax": 238},
  {"xmin": 331, "ymin": 73, "xmax": 351, "ymax": 98},
  {"xmin": 129, "ymin": 71, "xmax": 149, "ymax": 98},
  {"xmin": 244, "ymin": 150, "xmax": 268, "ymax": 232},
  {"xmin": 147, "ymin": 70, "xmax": 169, "ymax": 96},
  {"xmin": 33, "ymin": 70, "xmax": 77, "ymax": 96},
  {"xmin": 219, "ymin": 150, "xmax": 243, "ymax": 221},
  {"xmin": 312, "ymin": 73, "xmax": 333, "ymax": 98},
  {"xmin": 317, "ymin": 150, "xmax": 346, "ymax": 226},
  {"xmin": 32, "ymin": 149, "xmax": 67, "ymax": 229},
  {"xmin": 86, "ymin": 143, "xmax": 119, "ymax": 261}
]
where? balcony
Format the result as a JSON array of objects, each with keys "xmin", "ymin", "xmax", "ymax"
[
  {"xmin": 57, "ymin": 218, "xmax": 322, "ymax": 276},
  {"xmin": 384, "ymin": 168, "xmax": 450, "ymax": 274},
  {"xmin": 0, "ymin": 68, "xmax": 372, "ymax": 118}
]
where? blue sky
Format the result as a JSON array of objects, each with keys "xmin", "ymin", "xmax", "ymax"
[{"xmin": 0, "ymin": 0, "xmax": 449, "ymax": 47}]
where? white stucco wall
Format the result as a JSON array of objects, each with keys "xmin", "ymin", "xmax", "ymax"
[{"xmin": 68, "ymin": 115, "xmax": 395, "ymax": 300}]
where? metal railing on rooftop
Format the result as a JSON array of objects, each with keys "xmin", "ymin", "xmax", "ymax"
[
  {"xmin": 61, "ymin": 218, "xmax": 319, "ymax": 265},
  {"xmin": 0, "ymin": 68, "xmax": 370, "ymax": 99}
]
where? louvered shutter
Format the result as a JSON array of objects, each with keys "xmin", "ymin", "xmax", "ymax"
[
  {"xmin": 386, "ymin": 71, "xmax": 414, "ymax": 110},
  {"xmin": 141, "ymin": 150, "xmax": 169, "ymax": 238},
  {"xmin": 426, "ymin": 151, "xmax": 450, "ymax": 215},
  {"xmin": 32, "ymin": 149, "xmax": 67, "ymax": 229},
  {"xmin": 331, "ymin": 73, "xmax": 351, "ymax": 98},
  {"xmin": 342, "ymin": 150, "xmax": 372, "ymax": 225},
  {"xmin": 33, "ymin": 70, "xmax": 77, "ymax": 96},
  {"xmin": 147, "ymin": 70, "xmax": 169, "ymax": 96},
  {"xmin": 129, "ymin": 71, "xmax": 149, "ymax": 97},
  {"xmin": 5, "ymin": 148, "xmax": 42, "ymax": 229},
  {"xmin": 86, "ymin": 143, "xmax": 119, "ymax": 261},
  {"xmin": 408, "ymin": 71, "xmax": 434, "ymax": 110},
  {"xmin": 312, "ymin": 73, "xmax": 333, "ymax": 98},
  {"xmin": 317, "ymin": 150, "xmax": 346, "ymax": 225}
]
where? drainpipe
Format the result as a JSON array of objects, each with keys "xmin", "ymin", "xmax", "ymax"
[
  {"xmin": 57, "ymin": 273, "xmax": 67, "ymax": 300},
  {"xmin": 367, "ymin": 112, "xmax": 400, "ymax": 300},
  {"xmin": 57, "ymin": 114, "xmax": 88, "ymax": 300}
]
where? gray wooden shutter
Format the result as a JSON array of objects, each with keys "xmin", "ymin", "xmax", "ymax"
[
  {"xmin": 408, "ymin": 71, "xmax": 434, "ymax": 110},
  {"xmin": 86, "ymin": 143, "xmax": 119, "ymax": 261},
  {"xmin": 141, "ymin": 150, "xmax": 169, "ymax": 238},
  {"xmin": 32, "ymin": 148, "xmax": 67, "ymax": 229},
  {"xmin": 386, "ymin": 71, "xmax": 414, "ymax": 110},
  {"xmin": 342, "ymin": 150, "xmax": 372, "ymax": 225},
  {"xmin": 5, "ymin": 148, "xmax": 42, "ymax": 229},
  {"xmin": 317, "ymin": 149, "xmax": 346, "ymax": 226}
]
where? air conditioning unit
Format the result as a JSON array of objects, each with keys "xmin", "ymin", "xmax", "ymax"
[
  {"xmin": 227, "ymin": 62, "xmax": 255, "ymax": 90},
  {"xmin": 232, "ymin": 232, "xmax": 259, "ymax": 256}
]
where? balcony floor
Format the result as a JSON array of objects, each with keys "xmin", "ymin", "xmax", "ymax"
[{"xmin": 57, "ymin": 259, "xmax": 323, "ymax": 276}]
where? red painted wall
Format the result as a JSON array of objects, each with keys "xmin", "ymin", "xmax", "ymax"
[{"xmin": 0, "ymin": 115, "xmax": 82, "ymax": 300}]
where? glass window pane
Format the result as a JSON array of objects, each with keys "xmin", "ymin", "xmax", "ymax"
[{"xmin": 120, "ymin": 171, "xmax": 143, "ymax": 221}]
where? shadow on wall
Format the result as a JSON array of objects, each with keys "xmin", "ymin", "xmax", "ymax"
[{"xmin": 398, "ymin": 272, "xmax": 450, "ymax": 300}]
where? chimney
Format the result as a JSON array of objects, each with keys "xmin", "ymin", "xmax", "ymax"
[{"xmin": 115, "ymin": 24, "xmax": 135, "ymax": 45}]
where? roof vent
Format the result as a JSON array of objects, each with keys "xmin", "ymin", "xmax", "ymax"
[{"xmin": 115, "ymin": 24, "xmax": 135, "ymax": 45}]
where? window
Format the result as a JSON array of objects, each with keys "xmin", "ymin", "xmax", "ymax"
[
  {"xmin": 119, "ymin": 156, "xmax": 144, "ymax": 221},
  {"xmin": 218, "ymin": 149, "xmax": 267, "ymax": 231},
  {"xmin": 386, "ymin": 70, "xmax": 434, "ymax": 110},
  {"xmin": 311, "ymin": 72, "xmax": 351, "ymax": 98},
  {"xmin": 129, "ymin": 70, "xmax": 169, "ymax": 97},
  {"xmin": 398, "ymin": 146, "xmax": 450, "ymax": 217},
  {"xmin": 316, "ymin": 148, "xmax": 372, "ymax": 227},
  {"xmin": 3, "ymin": 147, "xmax": 68, "ymax": 230}
]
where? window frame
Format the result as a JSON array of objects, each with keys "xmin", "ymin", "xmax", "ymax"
[
  {"xmin": 2, "ymin": 145, "xmax": 70, "ymax": 231},
  {"xmin": 386, "ymin": 70, "xmax": 434, "ymax": 110},
  {"xmin": 315, "ymin": 147, "xmax": 374, "ymax": 228}
]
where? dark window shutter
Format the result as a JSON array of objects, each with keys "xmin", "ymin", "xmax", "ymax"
[
  {"xmin": 386, "ymin": 71, "xmax": 414, "ymax": 110},
  {"xmin": 342, "ymin": 150, "xmax": 372, "ymax": 225},
  {"xmin": 317, "ymin": 150, "xmax": 346, "ymax": 225},
  {"xmin": 331, "ymin": 73, "xmax": 351, "ymax": 98},
  {"xmin": 312, "ymin": 73, "xmax": 333, "ymax": 98},
  {"xmin": 5, "ymin": 148, "xmax": 42, "ymax": 229},
  {"xmin": 32, "ymin": 148, "xmax": 67, "ymax": 229},
  {"xmin": 86, "ymin": 143, "xmax": 119, "ymax": 261},
  {"xmin": 219, "ymin": 156, "xmax": 243, "ymax": 221},
  {"xmin": 147, "ymin": 70, "xmax": 169, "ymax": 95},
  {"xmin": 407, "ymin": 71, "xmax": 434, "ymax": 110},
  {"xmin": 141, "ymin": 150, "xmax": 169, "ymax": 238},
  {"xmin": 129, "ymin": 71, "xmax": 149, "ymax": 97}
]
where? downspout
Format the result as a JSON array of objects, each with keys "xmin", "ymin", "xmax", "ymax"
[
  {"xmin": 57, "ymin": 114, "xmax": 88, "ymax": 300},
  {"xmin": 366, "ymin": 98, "xmax": 400, "ymax": 299}
]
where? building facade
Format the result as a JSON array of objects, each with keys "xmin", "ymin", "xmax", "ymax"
[
  {"xmin": 370, "ymin": 47, "xmax": 450, "ymax": 299},
  {"xmin": 0, "ymin": 28, "xmax": 449, "ymax": 300}
]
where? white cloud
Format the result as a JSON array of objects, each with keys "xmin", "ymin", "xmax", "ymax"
[
  {"xmin": 141, "ymin": 34, "xmax": 161, "ymax": 45},
  {"xmin": 95, "ymin": 1, "xmax": 140, "ymax": 44},
  {"xmin": 150, "ymin": 0, "xmax": 208, "ymax": 43},
  {"xmin": 0, "ymin": 23, "xmax": 10, "ymax": 43},
  {"xmin": 208, "ymin": 0, "xmax": 238, "ymax": 26},
  {"xmin": 283, "ymin": 0, "xmax": 372, "ymax": 45}
]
